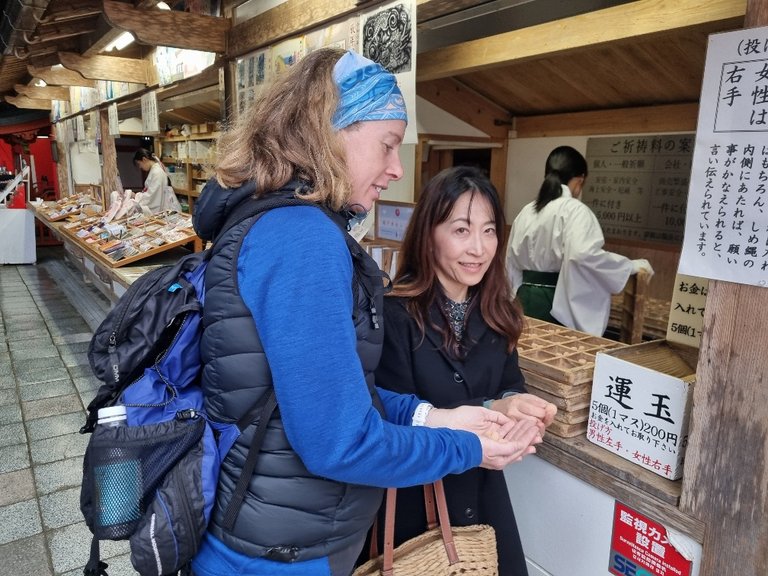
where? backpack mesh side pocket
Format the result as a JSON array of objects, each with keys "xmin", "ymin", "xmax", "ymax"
[{"xmin": 81, "ymin": 416, "xmax": 206, "ymax": 541}]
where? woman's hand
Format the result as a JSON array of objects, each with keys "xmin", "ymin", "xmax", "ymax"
[
  {"xmin": 478, "ymin": 418, "xmax": 542, "ymax": 469},
  {"xmin": 489, "ymin": 393, "xmax": 557, "ymax": 430},
  {"xmin": 425, "ymin": 405, "xmax": 542, "ymax": 470},
  {"xmin": 426, "ymin": 405, "xmax": 517, "ymax": 438}
]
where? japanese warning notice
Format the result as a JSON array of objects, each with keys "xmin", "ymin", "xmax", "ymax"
[
  {"xmin": 679, "ymin": 26, "xmax": 768, "ymax": 286},
  {"xmin": 609, "ymin": 501, "xmax": 692, "ymax": 576}
]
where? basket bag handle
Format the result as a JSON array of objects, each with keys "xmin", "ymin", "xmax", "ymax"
[{"xmin": 374, "ymin": 480, "xmax": 459, "ymax": 576}]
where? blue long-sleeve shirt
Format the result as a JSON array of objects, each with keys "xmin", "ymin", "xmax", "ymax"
[
  {"xmin": 191, "ymin": 206, "xmax": 483, "ymax": 576},
  {"xmin": 239, "ymin": 206, "xmax": 481, "ymax": 485}
]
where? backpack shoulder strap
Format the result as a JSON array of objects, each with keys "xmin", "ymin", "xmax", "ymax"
[{"xmin": 213, "ymin": 193, "xmax": 316, "ymax": 245}]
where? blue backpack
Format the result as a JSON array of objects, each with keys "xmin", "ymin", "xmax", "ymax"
[{"xmin": 80, "ymin": 195, "xmax": 322, "ymax": 576}]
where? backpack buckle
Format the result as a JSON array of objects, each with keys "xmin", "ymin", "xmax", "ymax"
[{"xmin": 175, "ymin": 409, "xmax": 199, "ymax": 420}]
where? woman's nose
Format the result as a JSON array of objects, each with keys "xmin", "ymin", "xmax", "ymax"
[{"xmin": 388, "ymin": 154, "xmax": 404, "ymax": 181}]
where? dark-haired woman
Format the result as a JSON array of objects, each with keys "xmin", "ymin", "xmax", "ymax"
[
  {"xmin": 373, "ymin": 165, "xmax": 557, "ymax": 575},
  {"xmin": 133, "ymin": 148, "xmax": 171, "ymax": 214},
  {"xmin": 506, "ymin": 145, "xmax": 652, "ymax": 335}
]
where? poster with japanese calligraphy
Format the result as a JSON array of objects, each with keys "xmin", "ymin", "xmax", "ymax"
[
  {"xmin": 141, "ymin": 91, "xmax": 160, "ymax": 135},
  {"xmin": 582, "ymin": 135, "xmax": 694, "ymax": 244},
  {"xmin": 609, "ymin": 501, "xmax": 692, "ymax": 576},
  {"xmin": 666, "ymin": 274, "xmax": 709, "ymax": 348},
  {"xmin": 358, "ymin": 0, "xmax": 417, "ymax": 144},
  {"xmin": 235, "ymin": 48, "xmax": 270, "ymax": 117},
  {"xmin": 108, "ymin": 103, "xmax": 120, "ymax": 137},
  {"xmin": 679, "ymin": 27, "xmax": 768, "ymax": 285},
  {"xmin": 588, "ymin": 351, "xmax": 693, "ymax": 480}
]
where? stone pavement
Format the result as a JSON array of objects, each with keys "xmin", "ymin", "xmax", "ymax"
[{"xmin": 0, "ymin": 247, "xmax": 141, "ymax": 576}]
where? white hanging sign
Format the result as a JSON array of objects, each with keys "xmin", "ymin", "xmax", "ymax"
[{"xmin": 679, "ymin": 26, "xmax": 768, "ymax": 286}]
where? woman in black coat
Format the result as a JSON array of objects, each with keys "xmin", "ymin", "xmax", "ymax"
[{"xmin": 374, "ymin": 166, "xmax": 557, "ymax": 576}]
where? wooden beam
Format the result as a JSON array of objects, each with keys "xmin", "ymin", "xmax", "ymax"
[
  {"xmin": 102, "ymin": 0, "xmax": 230, "ymax": 53},
  {"xmin": 15, "ymin": 84, "xmax": 70, "ymax": 101},
  {"xmin": 514, "ymin": 103, "xmax": 699, "ymax": 138},
  {"xmin": 228, "ymin": 0, "xmax": 374, "ymax": 58},
  {"xmin": 58, "ymin": 51, "xmax": 148, "ymax": 84},
  {"xmin": 4, "ymin": 95, "xmax": 51, "ymax": 110},
  {"xmin": 417, "ymin": 78, "xmax": 510, "ymax": 138},
  {"xmin": 416, "ymin": 0, "xmax": 491, "ymax": 24},
  {"xmin": 417, "ymin": 0, "xmax": 746, "ymax": 81},
  {"xmin": 28, "ymin": 64, "xmax": 96, "ymax": 88}
]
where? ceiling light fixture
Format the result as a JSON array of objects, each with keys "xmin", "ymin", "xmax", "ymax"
[
  {"xmin": 104, "ymin": 31, "xmax": 135, "ymax": 52},
  {"xmin": 34, "ymin": 79, "xmax": 47, "ymax": 87},
  {"xmin": 156, "ymin": 1, "xmax": 171, "ymax": 9}
]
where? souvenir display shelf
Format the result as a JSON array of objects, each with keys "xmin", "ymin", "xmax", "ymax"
[
  {"xmin": 58, "ymin": 210, "xmax": 197, "ymax": 268},
  {"xmin": 519, "ymin": 318, "xmax": 626, "ymax": 438},
  {"xmin": 34, "ymin": 193, "xmax": 103, "ymax": 222}
]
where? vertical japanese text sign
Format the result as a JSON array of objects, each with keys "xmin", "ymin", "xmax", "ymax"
[
  {"xmin": 666, "ymin": 274, "xmax": 709, "ymax": 348},
  {"xmin": 680, "ymin": 27, "xmax": 768, "ymax": 286}
]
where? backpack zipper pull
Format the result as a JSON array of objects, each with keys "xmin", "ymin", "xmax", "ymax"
[{"xmin": 369, "ymin": 297, "xmax": 379, "ymax": 330}]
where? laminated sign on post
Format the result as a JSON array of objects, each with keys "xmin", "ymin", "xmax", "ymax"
[
  {"xmin": 587, "ymin": 341, "xmax": 697, "ymax": 480},
  {"xmin": 609, "ymin": 501, "xmax": 692, "ymax": 576}
]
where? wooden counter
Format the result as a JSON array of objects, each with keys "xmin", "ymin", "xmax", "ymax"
[{"xmin": 537, "ymin": 433, "xmax": 704, "ymax": 542}]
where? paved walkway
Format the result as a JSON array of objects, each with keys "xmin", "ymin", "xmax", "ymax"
[{"xmin": 0, "ymin": 247, "xmax": 140, "ymax": 576}]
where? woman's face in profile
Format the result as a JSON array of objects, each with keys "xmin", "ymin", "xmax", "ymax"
[{"xmin": 340, "ymin": 119, "xmax": 406, "ymax": 212}]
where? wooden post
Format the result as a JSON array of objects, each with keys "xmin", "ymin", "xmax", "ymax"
[
  {"xmin": 679, "ymin": 2, "xmax": 768, "ymax": 574},
  {"xmin": 99, "ymin": 109, "xmax": 118, "ymax": 206}
]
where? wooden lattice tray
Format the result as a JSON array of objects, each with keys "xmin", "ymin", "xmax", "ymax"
[
  {"xmin": 60, "ymin": 212, "xmax": 197, "ymax": 268},
  {"xmin": 518, "ymin": 318, "xmax": 625, "ymax": 385},
  {"xmin": 610, "ymin": 295, "xmax": 670, "ymax": 339}
]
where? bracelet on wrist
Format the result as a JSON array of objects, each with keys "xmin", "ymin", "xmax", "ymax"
[{"xmin": 412, "ymin": 402, "xmax": 434, "ymax": 427}]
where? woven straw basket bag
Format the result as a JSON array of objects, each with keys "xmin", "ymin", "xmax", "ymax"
[{"xmin": 353, "ymin": 480, "xmax": 498, "ymax": 576}]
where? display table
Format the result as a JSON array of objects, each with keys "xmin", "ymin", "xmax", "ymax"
[
  {"xmin": 0, "ymin": 208, "xmax": 36, "ymax": 264},
  {"xmin": 30, "ymin": 207, "xmax": 195, "ymax": 303}
]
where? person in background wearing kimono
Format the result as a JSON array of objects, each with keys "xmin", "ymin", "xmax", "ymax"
[{"xmin": 505, "ymin": 145, "xmax": 653, "ymax": 336}]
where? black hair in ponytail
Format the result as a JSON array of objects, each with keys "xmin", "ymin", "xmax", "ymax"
[{"xmin": 534, "ymin": 146, "xmax": 588, "ymax": 212}]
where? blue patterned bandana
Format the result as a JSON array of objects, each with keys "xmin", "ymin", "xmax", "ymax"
[{"xmin": 332, "ymin": 51, "xmax": 408, "ymax": 130}]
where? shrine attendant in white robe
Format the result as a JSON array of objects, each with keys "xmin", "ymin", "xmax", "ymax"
[
  {"xmin": 133, "ymin": 148, "xmax": 169, "ymax": 214},
  {"xmin": 505, "ymin": 145, "xmax": 653, "ymax": 336}
]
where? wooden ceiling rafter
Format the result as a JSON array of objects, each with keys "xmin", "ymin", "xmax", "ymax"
[
  {"xmin": 27, "ymin": 64, "xmax": 96, "ymax": 88},
  {"xmin": 33, "ymin": 0, "xmax": 102, "ymax": 24},
  {"xmin": 101, "ymin": 0, "xmax": 231, "ymax": 53},
  {"xmin": 23, "ymin": 20, "xmax": 97, "ymax": 44},
  {"xmin": 4, "ymin": 95, "xmax": 52, "ymax": 110},
  {"xmin": 416, "ymin": 0, "xmax": 747, "ymax": 81},
  {"xmin": 15, "ymin": 84, "xmax": 70, "ymax": 101},
  {"xmin": 57, "ymin": 51, "xmax": 149, "ymax": 84},
  {"xmin": 416, "ymin": 77, "xmax": 511, "ymax": 138}
]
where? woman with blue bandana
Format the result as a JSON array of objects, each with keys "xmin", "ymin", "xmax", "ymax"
[{"xmin": 190, "ymin": 48, "xmax": 542, "ymax": 576}]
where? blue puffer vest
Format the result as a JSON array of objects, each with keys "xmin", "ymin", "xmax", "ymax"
[{"xmin": 194, "ymin": 180, "xmax": 387, "ymax": 562}]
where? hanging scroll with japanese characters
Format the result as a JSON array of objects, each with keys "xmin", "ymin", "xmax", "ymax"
[
  {"xmin": 581, "ymin": 134, "xmax": 694, "ymax": 244},
  {"xmin": 679, "ymin": 27, "xmax": 768, "ymax": 286}
]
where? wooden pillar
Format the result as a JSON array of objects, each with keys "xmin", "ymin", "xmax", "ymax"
[
  {"xmin": 679, "ymin": 2, "xmax": 768, "ymax": 574},
  {"xmin": 99, "ymin": 109, "xmax": 118, "ymax": 207}
]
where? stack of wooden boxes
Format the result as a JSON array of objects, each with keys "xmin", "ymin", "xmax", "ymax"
[{"xmin": 518, "ymin": 317, "xmax": 626, "ymax": 437}]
